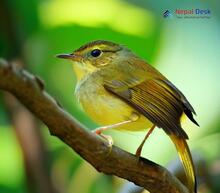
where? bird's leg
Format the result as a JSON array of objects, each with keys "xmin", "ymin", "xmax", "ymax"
[
  {"xmin": 92, "ymin": 120, "xmax": 133, "ymax": 146},
  {"xmin": 135, "ymin": 125, "xmax": 156, "ymax": 157}
]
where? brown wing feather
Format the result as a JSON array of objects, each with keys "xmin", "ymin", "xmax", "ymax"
[
  {"xmin": 104, "ymin": 78, "xmax": 189, "ymax": 139},
  {"xmin": 163, "ymin": 80, "xmax": 199, "ymax": 126}
]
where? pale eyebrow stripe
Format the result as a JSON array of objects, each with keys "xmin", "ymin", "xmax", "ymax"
[{"xmin": 102, "ymin": 48, "xmax": 122, "ymax": 53}]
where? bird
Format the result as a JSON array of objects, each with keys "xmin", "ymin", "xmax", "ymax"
[{"xmin": 57, "ymin": 40, "xmax": 199, "ymax": 193}]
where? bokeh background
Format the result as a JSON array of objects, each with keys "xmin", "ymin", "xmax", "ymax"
[{"xmin": 0, "ymin": 0, "xmax": 220, "ymax": 193}]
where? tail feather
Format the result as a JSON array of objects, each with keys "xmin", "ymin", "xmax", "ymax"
[{"xmin": 170, "ymin": 135, "xmax": 197, "ymax": 193}]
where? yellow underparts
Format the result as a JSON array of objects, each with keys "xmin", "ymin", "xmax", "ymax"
[{"xmin": 77, "ymin": 84, "xmax": 153, "ymax": 131}]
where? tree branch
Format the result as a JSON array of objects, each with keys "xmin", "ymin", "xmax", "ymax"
[{"xmin": 0, "ymin": 59, "xmax": 189, "ymax": 193}]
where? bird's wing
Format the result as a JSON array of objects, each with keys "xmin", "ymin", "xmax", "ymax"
[{"xmin": 104, "ymin": 77, "xmax": 189, "ymax": 138}]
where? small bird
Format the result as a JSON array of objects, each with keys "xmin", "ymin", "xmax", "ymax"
[{"xmin": 57, "ymin": 40, "xmax": 199, "ymax": 193}]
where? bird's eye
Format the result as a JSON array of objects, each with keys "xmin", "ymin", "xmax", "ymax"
[{"xmin": 90, "ymin": 49, "xmax": 102, "ymax": 57}]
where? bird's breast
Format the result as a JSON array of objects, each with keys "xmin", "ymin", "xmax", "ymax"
[{"xmin": 75, "ymin": 76, "xmax": 153, "ymax": 131}]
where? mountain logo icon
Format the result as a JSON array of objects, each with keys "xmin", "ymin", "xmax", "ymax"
[{"xmin": 163, "ymin": 10, "xmax": 172, "ymax": 18}]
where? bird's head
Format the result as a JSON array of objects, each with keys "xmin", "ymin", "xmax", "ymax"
[{"xmin": 57, "ymin": 40, "xmax": 132, "ymax": 80}]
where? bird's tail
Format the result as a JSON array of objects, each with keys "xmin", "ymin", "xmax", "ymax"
[{"xmin": 169, "ymin": 135, "xmax": 197, "ymax": 193}]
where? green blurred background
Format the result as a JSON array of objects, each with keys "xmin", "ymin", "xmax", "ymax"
[{"xmin": 0, "ymin": 0, "xmax": 220, "ymax": 193}]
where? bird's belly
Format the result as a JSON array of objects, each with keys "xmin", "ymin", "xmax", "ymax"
[{"xmin": 77, "ymin": 86, "xmax": 153, "ymax": 131}]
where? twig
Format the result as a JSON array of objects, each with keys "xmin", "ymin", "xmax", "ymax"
[{"xmin": 0, "ymin": 59, "xmax": 189, "ymax": 193}]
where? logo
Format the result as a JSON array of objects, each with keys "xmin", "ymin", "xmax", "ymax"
[
  {"xmin": 163, "ymin": 9, "xmax": 211, "ymax": 19},
  {"xmin": 175, "ymin": 8, "xmax": 211, "ymax": 19},
  {"xmin": 163, "ymin": 10, "xmax": 172, "ymax": 18}
]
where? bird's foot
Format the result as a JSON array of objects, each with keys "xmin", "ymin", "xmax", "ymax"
[
  {"xmin": 92, "ymin": 127, "xmax": 113, "ymax": 147},
  {"xmin": 135, "ymin": 145, "xmax": 143, "ymax": 158}
]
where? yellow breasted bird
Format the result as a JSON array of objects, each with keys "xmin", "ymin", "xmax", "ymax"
[{"xmin": 57, "ymin": 40, "xmax": 199, "ymax": 193}]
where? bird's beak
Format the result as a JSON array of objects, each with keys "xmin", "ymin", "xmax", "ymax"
[{"xmin": 56, "ymin": 53, "xmax": 82, "ymax": 62}]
